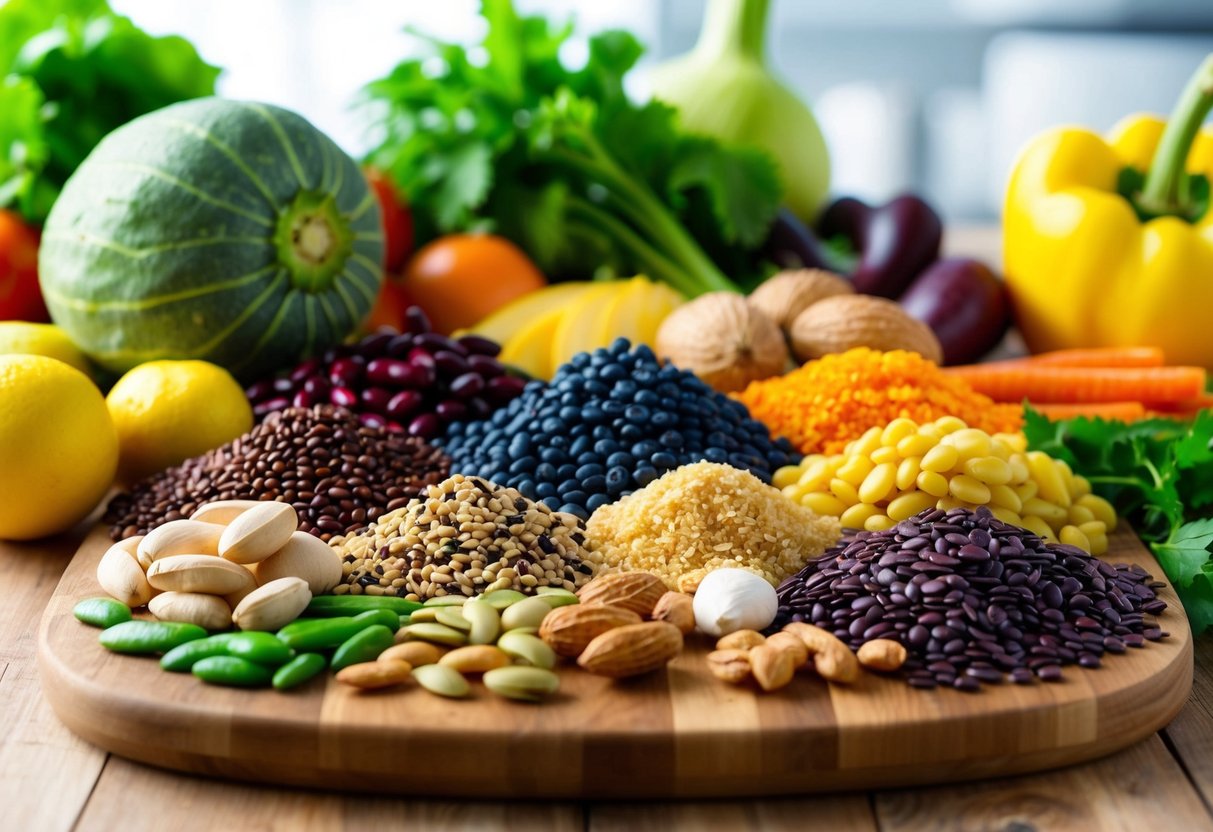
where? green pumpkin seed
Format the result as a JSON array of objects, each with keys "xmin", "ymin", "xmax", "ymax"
[
  {"xmin": 412, "ymin": 663, "xmax": 469, "ymax": 698},
  {"xmin": 272, "ymin": 653, "xmax": 327, "ymax": 690},
  {"xmin": 73, "ymin": 597, "xmax": 132, "ymax": 629},
  {"xmin": 462, "ymin": 599, "xmax": 500, "ymax": 645},
  {"xmin": 304, "ymin": 595, "xmax": 422, "ymax": 617},
  {"xmin": 482, "ymin": 589, "xmax": 526, "ymax": 610},
  {"xmin": 331, "ymin": 624, "xmax": 395, "ymax": 672},
  {"xmin": 500, "ymin": 597, "xmax": 552, "ymax": 632},
  {"xmin": 160, "ymin": 634, "xmax": 238, "ymax": 672},
  {"xmin": 408, "ymin": 607, "xmax": 441, "ymax": 624},
  {"xmin": 192, "ymin": 655, "xmax": 273, "ymax": 688},
  {"xmin": 423, "ymin": 595, "xmax": 468, "ymax": 607},
  {"xmin": 100, "ymin": 620, "xmax": 208, "ymax": 655},
  {"xmin": 483, "ymin": 666, "xmax": 560, "ymax": 702},
  {"xmin": 399, "ymin": 622, "xmax": 468, "ymax": 647},
  {"xmin": 223, "ymin": 631, "xmax": 294, "ymax": 666},
  {"xmin": 534, "ymin": 589, "xmax": 579, "ymax": 609},
  {"xmin": 497, "ymin": 631, "xmax": 556, "ymax": 669},
  {"xmin": 435, "ymin": 607, "xmax": 471, "ymax": 632}
]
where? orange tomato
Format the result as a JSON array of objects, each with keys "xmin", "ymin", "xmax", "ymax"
[{"xmin": 401, "ymin": 234, "xmax": 546, "ymax": 334}]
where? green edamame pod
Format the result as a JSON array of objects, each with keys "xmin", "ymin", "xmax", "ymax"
[
  {"xmin": 100, "ymin": 620, "xmax": 208, "ymax": 655},
  {"xmin": 331, "ymin": 624, "xmax": 395, "ymax": 672},
  {"xmin": 272, "ymin": 653, "xmax": 327, "ymax": 691},
  {"xmin": 305, "ymin": 595, "xmax": 422, "ymax": 617},
  {"xmin": 160, "ymin": 634, "xmax": 238, "ymax": 672},
  {"xmin": 223, "ymin": 632, "xmax": 294, "ymax": 667},
  {"xmin": 73, "ymin": 597, "xmax": 132, "ymax": 629},
  {"xmin": 192, "ymin": 656, "xmax": 273, "ymax": 688},
  {"xmin": 277, "ymin": 610, "xmax": 396, "ymax": 650}
]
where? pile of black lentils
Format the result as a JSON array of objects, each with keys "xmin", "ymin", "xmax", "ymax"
[
  {"xmin": 439, "ymin": 339, "xmax": 797, "ymax": 519},
  {"xmin": 774, "ymin": 506, "xmax": 1169, "ymax": 691}
]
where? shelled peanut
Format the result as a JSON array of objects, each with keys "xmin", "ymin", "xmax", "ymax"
[
  {"xmin": 94, "ymin": 500, "xmax": 343, "ymax": 632},
  {"xmin": 773, "ymin": 416, "xmax": 1117, "ymax": 554}
]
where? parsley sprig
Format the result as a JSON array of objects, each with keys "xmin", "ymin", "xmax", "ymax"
[{"xmin": 1024, "ymin": 407, "xmax": 1213, "ymax": 632}]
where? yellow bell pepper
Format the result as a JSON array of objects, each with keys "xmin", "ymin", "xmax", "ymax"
[{"xmin": 1004, "ymin": 54, "xmax": 1213, "ymax": 368}]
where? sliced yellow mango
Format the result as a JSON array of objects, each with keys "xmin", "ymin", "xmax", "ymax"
[
  {"xmin": 499, "ymin": 307, "xmax": 567, "ymax": 380},
  {"xmin": 598, "ymin": 276, "xmax": 658, "ymax": 348},
  {"xmin": 550, "ymin": 281, "xmax": 626, "ymax": 370},
  {"xmin": 635, "ymin": 279, "xmax": 684, "ymax": 348},
  {"xmin": 463, "ymin": 282, "xmax": 595, "ymax": 345}
]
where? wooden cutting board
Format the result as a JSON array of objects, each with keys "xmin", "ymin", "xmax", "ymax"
[{"xmin": 37, "ymin": 524, "xmax": 1192, "ymax": 799}]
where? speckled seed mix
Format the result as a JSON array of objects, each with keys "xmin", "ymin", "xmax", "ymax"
[
  {"xmin": 330, "ymin": 474, "xmax": 602, "ymax": 600},
  {"xmin": 105, "ymin": 405, "xmax": 450, "ymax": 542},
  {"xmin": 586, "ymin": 462, "xmax": 841, "ymax": 589}
]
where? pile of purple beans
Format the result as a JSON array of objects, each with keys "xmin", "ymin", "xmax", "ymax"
[
  {"xmin": 774, "ymin": 506, "xmax": 1169, "ymax": 692},
  {"xmin": 245, "ymin": 308, "xmax": 527, "ymax": 439}
]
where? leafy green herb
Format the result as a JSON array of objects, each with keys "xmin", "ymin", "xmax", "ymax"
[
  {"xmin": 362, "ymin": 0, "xmax": 781, "ymax": 293},
  {"xmin": 0, "ymin": 0, "xmax": 220, "ymax": 223},
  {"xmin": 1023, "ymin": 406, "xmax": 1213, "ymax": 631}
]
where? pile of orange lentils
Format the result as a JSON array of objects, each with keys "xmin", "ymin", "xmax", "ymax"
[{"xmin": 735, "ymin": 347, "xmax": 1022, "ymax": 455}]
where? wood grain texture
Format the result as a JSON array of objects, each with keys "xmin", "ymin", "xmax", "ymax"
[
  {"xmin": 37, "ymin": 525, "xmax": 1193, "ymax": 799},
  {"xmin": 589, "ymin": 797, "xmax": 878, "ymax": 832},
  {"xmin": 874, "ymin": 735, "xmax": 1213, "ymax": 832},
  {"xmin": 0, "ymin": 526, "xmax": 107, "ymax": 832},
  {"xmin": 1162, "ymin": 636, "xmax": 1213, "ymax": 809}
]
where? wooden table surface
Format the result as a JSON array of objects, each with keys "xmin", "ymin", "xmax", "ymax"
[{"xmin": 6, "ymin": 227, "xmax": 1213, "ymax": 830}]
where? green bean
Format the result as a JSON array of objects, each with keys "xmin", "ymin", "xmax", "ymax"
[
  {"xmin": 99, "ymin": 620, "xmax": 208, "ymax": 655},
  {"xmin": 223, "ymin": 632, "xmax": 294, "ymax": 667},
  {"xmin": 73, "ymin": 597, "xmax": 132, "ymax": 629},
  {"xmin": 276, "ymin": 610, "xmax": 396, "ymax": 650},
  {"xmin": 304, "ymin": 595, "xmax": 422, "ymax": 617},
  {"xmin": 272, "ymin": 653, "xmax": 327, "ymax": 691},
  {"xmin": 160, "ymin": 634, "xmax": 238, "ymax": 672},
  {"xmin": 192, "ymin": 656, "xmax": 273, "ymax": 688},
  {"xmin": 331, "ymin": 624, "xmax": 395, "ymax": 672}
]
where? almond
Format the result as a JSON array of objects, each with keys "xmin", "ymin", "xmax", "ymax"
[
  {"xmin": 577, "ymin": 621, "xmax": 682, "ymax": 678},
  {"xmin": 707, "ymin": 648, "xmax": 751, "ymax": 684},
  {"xmin": 538, "ymin": 604, "xmax": 642, "ymax": 658},
  {"xmin": 577, "ymin": 572, "xmax": 666, "ymax": 617},
  {"xmin": 651, "ymin": 591, "xmax": 695, "ymax": 634},
  {"xmin": 749, "ymin": 643, "xmax": 795, "ymax": 692},
  {"xmin": 857, "ymin": 638, "xmax": 907, "ymax": 672},
  {"xmin": 789, "ymin": 294, "xmax": 943, "ymax": 364},
  {"xmin": 765, "ymin": 631, "xmax": 809, "ymax": 669},
  {"xmin": 715, "ymin": 629, "xmax": 766, "ymax": 651}
]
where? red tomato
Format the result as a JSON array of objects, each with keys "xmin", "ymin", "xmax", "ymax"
[
  {"xmin": 365, "ymin": 167, "xmax": 414, "ymax": 273},
  {"xmin": 364, "ymin": 278, "xmax": 412, "ymax": 333},
  {"xmin": 0, "ymin": 211, "xmax": 46, "ymax": 321}
]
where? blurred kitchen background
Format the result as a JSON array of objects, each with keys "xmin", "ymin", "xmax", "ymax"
[{"xmin": 111, "ymin": 0, "xmax": 1213, "ymax": 222}]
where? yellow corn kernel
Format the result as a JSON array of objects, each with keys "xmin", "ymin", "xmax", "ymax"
[
  {"xmin": 774, "ymin": 465, "xmax": 803, "ymax": 490},
  {"xmin": 945, "ymin": 429, "xmax": 993, "ymax": 460},
  {"xmin": 1059, "ymin": 525, "xmax": 1092, "ymax": 552},
  {"xmin": 933, "ymin": 416, "xmax": 968, "ymax": 435},
  {"xmin": 1078, "ymin": 520, "xmax": 1107, "ymax": 538},
  {"xmin": 1006, "ymin": 455, "xmax": 1030, "ymax": 485},
  {"xmin": 850, "ymin": 427, "xmax": 883, "ymax": 458},
  {"xmin": 948, "ymin": 474, "xmax": 992, "ymax": 505},
  {"xmin": 859, "ymin": 463, "xmax": 898, "ymax": 504},
  {"xmin": 887, "ymin": 491, "xmax": 938, "ymax": 522},
  {"xmin": 839, "ymin": 503, "xmax": 879, "ymax": 529},
  {"xmin": 1087, "ymin": 533, "xmax": 1109, "ymax": 556},
  {"xmin": 989, "ymin": 507, "xmax": 1022, "ymax": 526},
  {"xmin": 870, "ymin": 446, "xmax": 900, "ymax": 466},
  {"xmin": 996, "ymin": 432, "xmax": 1027, "ymax": 453},
  {"xmin": 1066, "ymin": 504, "xmax": 1096, "ymax": 526},
  {"xmin": 896, "ymin": 433, "xmax": 937, "ymax": 458},
  {"xmin": 864, "ymin": 513, "xmax": 897, "ymax": 532},
  {"xmin": 1071, "ymin": 475, "xmax": 1092, "ymax": 498},
  {"xmin": 1077, "ymin": 494, "xmax": 1117, "ymax": 531},
  {"xmin": 1014, "ymin": 480, "xmax": 1039, "ymax": 502},
  {"xmin": 837, "ymin": 455, "xmax": 875, "ymax": 487},
  {"xmin": 1021, "ymin": 497, "xmax": 1068, "ymax": 526},
  {"xmin": 896, "ymin": 456, "xmax": 922, "ymax": 491},
  {"xmin": 936, "ymin": 497, "xmax": 964, "ymax": 510},
  {"xmin": 988, "ymin": 484, "xmax": 1023, "ymax": 513},
  {"xmin": 881, "ymin": 418, "xmax": 919, "ymax": 447},
  {"xmin": 921, "ymin": 444, "xmax": 959, "ymax": 473},
  {"xmin": 801, "ymin": 492, "xmax": 849, "ymax": 517},
  {"xmin": 917, "ymin": 470, "xmax": 950, "ymax": 497},
  {"xmin": 1019, "ymin": 514, "xmax": 1055, "ymax": 540},
  {"xmin": 917, "ymin": 423, "xmax": 943, "ymax": 441},
  {"xmin": 784, "ymin": 483, "xmax": 809, "ymax": 501},
  {"xmin": 964, "ymin": 456, "xmax": 1013, "ymax": 486},
  {"xmin": 829, "ymin": 478, "xmax": 860, "ymax": 506},
  {"xmin": 1027, "ymin": 451, "xmax": 1071, "ymax": 507}
]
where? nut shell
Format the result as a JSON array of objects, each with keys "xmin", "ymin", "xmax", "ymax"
[
  {"xmin": 577, "ymin": 572, "xmax": 666, "ymax": 618},
  {"xmin": 538, "ymin": 604, "xmax": 642, "ymax": 658},
  {"xmin": 656, "ymin": 292, "xmax": 788, "ymax": 393},
  {"xmin": 651, "ymin": 591, "xmax": 695, "ymax": 634},
  {"xmin": 789, "ymin": 294, "xmax": 943, "ymax": 365},
  {"xmin": 577, "ymin": 621, "xmax": 683, "ymax": 678},
  {"xmin": 748, "ymin": 269, "xmax": 853, "ymax": 331}
]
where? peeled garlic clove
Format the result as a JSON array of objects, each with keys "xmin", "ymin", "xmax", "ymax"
[{"xmin": 691, "ymin": 568, "xmax": 778, "ymax": 637}]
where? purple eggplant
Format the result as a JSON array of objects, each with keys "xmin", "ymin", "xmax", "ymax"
[
  {"xmin": 763, "ymin": 207, "xmax": 838, "ymax": 272},
  {"xmin": 818, "ymin": 195, "xmax": 943, "ymax": 298},
  {"xmin": 899, "ymin": 258, "xmax": 1010, "ymax": 365}
]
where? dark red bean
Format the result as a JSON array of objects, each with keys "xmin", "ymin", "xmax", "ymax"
[
  {"xmin": 466, "ymin": 396, "xmax": 492, "ymax": 419},
  {"xmin": 330, "ymin": 387, "xmax": 358, "ymax": 408},
  {"xmin": 292, "ymin": 391, "xmax": 313, "ymax": 408},
  {"xmin": 366, "ymin": 358, "xmax": 428, "ymax": 388},
  {"xmin": 486, "ymin": 374, "xmax": 527, "ymax": 404},
  {"xmin": 404, "ymin": 306, "xmax": 432, "ymax": 335},
  {"xmin": 245, "ymin": 380, "xmax": 276, "ymax": 403},
  {"xmin": 302, "ymin": 376, "xmax": 331, "ymax": 397},
  {"xmin": 435, "ymin": 400, "xmax": 468, "ymax": 421},
  {"xmin": 359, "ymin": 412, "xmax": 387, "ymax": 429},
  {"xmin": 449, "ymin": 372, "xmax": 485, "ymax": 399},
  {"xmin": 356, "ymin": 332, "xmax": 395, "ymax": 357},
  {"xmin": 386, "ymin": 390, "xmax": 424, "ymax": 419},
  {"xmin": 457, "ymin": 334, "xmax": 502, "ymax": 357},
  {"xmin": 408, "ymin": 413, "xmax": 440, "ymax": 440},
  {"xmin": 467, "ymin": 354, "xmax": 505, "ymax": 378},
  {"xmin": 289, "ymin": 359, "xmax": 320, "ymax": 384},
  {"xmin": 329, "ymin": 357, "xmax": 364, "ymax": 387},
  {"xmin": 433, "ymin": 350, "xmax": 470, "ymax": 377},
  {"xmin": 414, "ymin": 333, "xmax": 465, "ymax": 355},
  {"xmin": 253, "ymin": 396, "xmax": 290, "ymax": 417},
  {"xmin": 360, "ymin": 387, "xmax": 394, "ymax": 414}
]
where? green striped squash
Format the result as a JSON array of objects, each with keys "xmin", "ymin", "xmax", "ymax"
[{"xmin": 39, "ymin": 98, "xmax": 383, "ymax": 382}]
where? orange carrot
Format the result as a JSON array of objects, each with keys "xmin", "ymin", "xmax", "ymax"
[
  {"xmin": 1029, "ymin": 401, "xmax": 1147, "ymax": 421},
  {"xmin": 1023, "ymin": 346, "xmax": 1166, "ymax": 368},
  {"xmin": 1145, "ymin": 394, "xmax": 1213, "ymax": 415},
  {"xmin": 945, "ymin": 365, "xmax": 1206, "ymax": 404}
]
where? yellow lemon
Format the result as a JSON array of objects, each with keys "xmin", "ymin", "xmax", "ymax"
[
  {"xmin": 0, "ymin": 322, "xmax": 91, "ymax": 375},
  {"xmin": 106, "ymin": 360, "xmax": 253, "ymax": 484},
  {"xmin": 0, "ymin": 355, "xmax": 117, "ymax": 540}
]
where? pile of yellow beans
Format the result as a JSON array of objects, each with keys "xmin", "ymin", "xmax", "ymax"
[{"xmin": 774, "ymin": 416, "xmax": 1117, "ymax": 555}]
